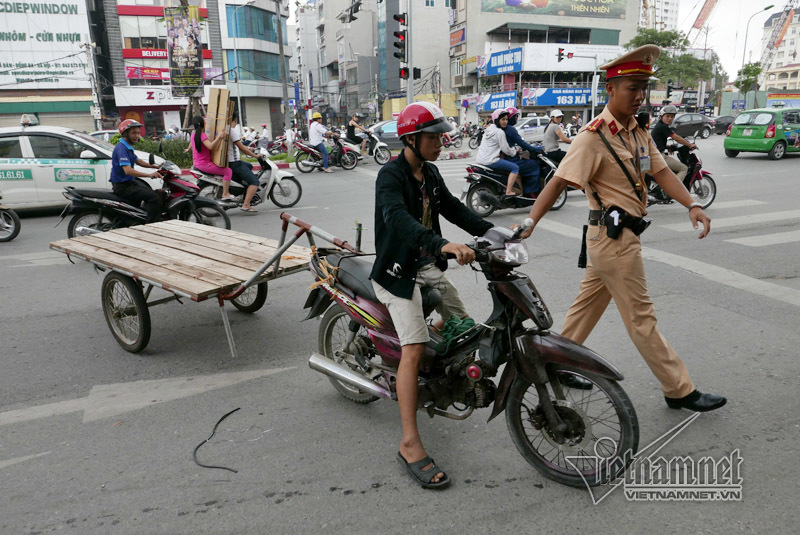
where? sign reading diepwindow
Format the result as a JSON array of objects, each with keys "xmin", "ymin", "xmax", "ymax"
[
  {"xmin": 0, "ymin": 169, "xmax": 33, "ymax": 180},
  {"xmin": 55, "ymin": 168, "xmax": 95, "ymax": 182}
]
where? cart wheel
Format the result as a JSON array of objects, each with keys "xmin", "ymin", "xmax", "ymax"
[
  {"xmin": 101, "ymin": 272, "xmax": 151, "ymax": 353},
  {"xmin": 231, "ymin": 281, "xmax": 268, "ymax": 313}
]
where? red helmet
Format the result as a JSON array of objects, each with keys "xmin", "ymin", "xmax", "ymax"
[
  {"xmin": 397, "ymin": 102, "xmax": 451, "ymax": 138},
  {"xmin": 118, "ymin": 119, "xmax": 143, "ymax": 135},
  {"xmin": 506, "ymin": 106, "xmax": 520, "ymax": 121}
]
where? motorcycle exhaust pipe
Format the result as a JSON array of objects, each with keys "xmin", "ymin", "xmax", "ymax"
[
  {"xmin": 308, "ymin": 352, "xmax": 391, "ymax": 399},
  {"xmin": 75, "ymin": 226, "xmax": 102, "ymax": 236}
]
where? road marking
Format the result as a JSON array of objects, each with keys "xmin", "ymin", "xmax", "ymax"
[
  {"xmin": 661, "ymin": 209, "xmax": 800, "ymax": 232},
  {"xmin": 0, "ymin": 367, "xmax": 294, "ymax": 427},
  {"xmin": 0, "ymin": 452, "xmax": 51, "ymax": 471},
  {"xmin": 726, "ymin": 229, "xmax": 800, "ymax": 247},
  {"xmin": 266, "ymin": 205, "xmax": 318, "ymax": 212},
  {"xmin": 535, "ymin": 219, "xmax": 800, "ymax": 308},
  {"xmin": 2, "ymin": 251, "xmax": 71, "ymax": 268}
]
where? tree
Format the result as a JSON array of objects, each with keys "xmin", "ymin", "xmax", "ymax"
[
  {"xmin": 624, "ymin": 28, "xmax": 713, "ymax": 88},
  {"xmin": 734, "ymin": 62, "xmax": 762, "ymax": 93},
  {"xmin": 625, "ymin": 28, "xmax": 689, "ymax": 50}
]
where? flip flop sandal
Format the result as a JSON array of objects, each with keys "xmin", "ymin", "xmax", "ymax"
[
  {"xmin": 240, "ymin": 207, "xmax": 258, "ymax": 213},
  {"xmin": 397, "ymin": 452, "xmax": 451, "ymax": 489}
]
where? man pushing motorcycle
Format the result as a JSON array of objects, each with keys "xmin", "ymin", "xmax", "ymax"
[{"xmin": 369, "ymin": 102, "xmax": 494, "ymax": 489}]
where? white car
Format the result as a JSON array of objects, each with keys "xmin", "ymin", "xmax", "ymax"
[
  {"xmin": 516, "ymin": 115, "xmax": 549, "ymax": 144},
  {"xmin": 89, "ymin": 130, "xmax": 118, "ymax": 142},
  {"xmin": 0, "ymin": 125, "xmax": 162, "ymax": 209}
]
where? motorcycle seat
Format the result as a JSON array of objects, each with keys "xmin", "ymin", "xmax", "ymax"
[
  {"xmin": 326, "ymin": 253, "xmax": 442, "ymax": 310},
  {"xmin": 70, "ymin": 189, "xmax": 127, "ymax": 202},
  {"xmin": 191, "ymin": 167, "xmax": 224, "ymax": 179},
  {"xmin": 470, "ymin": 164, "xmax": 508, "ymax": 181}
]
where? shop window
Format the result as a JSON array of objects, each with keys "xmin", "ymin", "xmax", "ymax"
[
  {"xmin": 226, "ymin": 6, "xmax": 288, "ymax": 44},
  {"xmin": 0, "ymin": 137, "xmax": 23, "ymax": 158}
]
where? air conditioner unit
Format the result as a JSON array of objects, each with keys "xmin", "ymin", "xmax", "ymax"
[{"xmin": 454, "ymin": 74, "xmax": 463, "ymax": 86}]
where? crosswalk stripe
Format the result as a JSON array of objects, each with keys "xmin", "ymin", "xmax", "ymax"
[
  {"xmin": 534, "ymin": 219, "xmax": 800, "ymax": 308},
  {"xmin": 661, "ymin": 209, "xmax": 800, "ymax": 232},
  {"xmin": 726, "ymin": 229, "xmax": 800, "ymax": 247},
  {"xmin": 706, "ymin": 200, "xmax": 767, "ymax": 209}
]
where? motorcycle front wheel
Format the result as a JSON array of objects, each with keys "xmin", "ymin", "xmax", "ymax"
[
  {"xmin": 269, "ymin": 176, "xmax": 302, "ymax": 208},
  {"xmin": 689, "ymin": 175, "xmax": 716, "ymax": 209},
  {"xmin": 506, "ymin": 364, "xmax": 639, "ymax": 488},
  {"xmin": 295, "ymin": 152, "xmax": 316, "ymax": 173},
  {"xmin": 452, "ymin": 138, "xmax": 463, "ymax": 149},
  {"xmin": 374, "ymin": 146, "xmax": 391, "ymax": 165},
  {"xmin": 318, "ymin": 307, "xmax": 380, "ymax": 404},
  {"xmin": 469, "ymin": 137, "xmax": 479, "ymax": 150},
  {"xmin": 179, "ymin": 204, "xmax": 231, "ymax": 229},
  {"xmin": 0, "ymin": 208, "xmax": 21, "ymax": 242},
  {"xmin": 465, "ymin": 184, "xmax": 497, "ymax": 217},
  {"xmin": 340, "ymin": 151, "xmax": 358, "ymax": 170},
  {"xmin": 67, "ymin": 210, "xmax": 114, "ymax": 238},
  {"xmin": 549, "ymin": 185, "xmax": 568, "ymax": 211}
]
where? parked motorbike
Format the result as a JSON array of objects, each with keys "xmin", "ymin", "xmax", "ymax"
[
  {"xmin": 304, "ymin": 219, "xmax": 638, "ymax": 488},
  {"xmin": 468, "ymin": 127, "xmax": 484, "ymax": 150},
  {"xmin": 461, "ymin": 149, "xmax": 566, "ymax": 216},
  {"xmin": 192, "ymin": 155, "xmax": 302, "ymax": 209},
  {"xmin": 647, "ymin": 143, "xmax": 716, "ymax": 209},
  {"xmin": 442, "ymin": 131, "xmax": 464, "ymax": 149},
  {"xmin": 0, "ymin": 191, "xmax": 21, "ymax": 242},
  {"xmin": 294, "ymin": 136, "xmax": 359, "ymax": 172},
  {"xmin": 59, "ymin": 158, "xmax": 230, "ymax": 238}
]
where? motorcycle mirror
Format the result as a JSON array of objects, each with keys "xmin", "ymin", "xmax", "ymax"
[{"xmin": 148, "ymin": 153, "xmax": 155, "ymax": 165}]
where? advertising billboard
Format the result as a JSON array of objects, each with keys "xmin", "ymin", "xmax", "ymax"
[
  {"xmin": 484, "ymin": 48, "xmax": 523, "ymax": 77},
  {"xmin": 0, "ymin": 0, "xmax": 91, "ymax": 90},
  {"xmin": 523, "ymin": 43, "xmax": 623, "ymax": 72},
  {"xmin": 477, "ymin": 91, "xmax": 518, "ymax": 112},
  {"xmin": 481, "ymin": 0, "xmax": 628, "ymax": 19},
  {"xmin": 164, "ymin": 6, "xmax": 204, "ymax": 98},
  {"xmin": 522, "ymin": 87, "xmax": 607, "ymax": 107}
]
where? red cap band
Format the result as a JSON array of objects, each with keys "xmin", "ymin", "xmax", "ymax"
[{"xmin": 605, "ymin": 60, "xmax": 655, "ymax": 79}]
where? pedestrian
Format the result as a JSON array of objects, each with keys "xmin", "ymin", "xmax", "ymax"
[{"xmin": 522, "ymin": 44, "xmax": 726, "ymax": 412}]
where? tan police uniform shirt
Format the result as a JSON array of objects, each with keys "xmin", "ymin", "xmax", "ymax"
[{"xmin": 554, "ymin": 107, "xmax": 667, "ymax": 218}]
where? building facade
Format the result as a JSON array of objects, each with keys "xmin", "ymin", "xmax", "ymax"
[
  {"xmin": 762, "ymin": 10, "xmax": 800, "ymax": 90},
  {"xmin": 640, "ymin": 0, "xmax": 679, "ymax": 32}
]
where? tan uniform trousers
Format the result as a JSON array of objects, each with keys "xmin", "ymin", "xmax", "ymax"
[
  {"xmin": 560, "ymin": 226, "xmax": 695, "ymax": 398},
  {"xmin": 663, "ymin": 154, "xmax": 688, "ymax": 183}
]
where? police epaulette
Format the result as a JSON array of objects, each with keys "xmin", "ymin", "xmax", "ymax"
[{"xmin": 586, "ymin": 118, "xmax": 605, "ymax": 132}]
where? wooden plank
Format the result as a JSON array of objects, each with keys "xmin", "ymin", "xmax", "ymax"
[
  {"xmin": 87, "ymin": 232, "xmax": 256, "ymax": 281},
  {"xmin": 48, "ymin": 240, "xmax": 223, "ymax": 299},
  {"xmin": 212, "ymin": 91, "xmax": 231, "ymax": 167},
  {"xmin": 114, "ymin": 227, "xmax": 266, "ymax": 271}
]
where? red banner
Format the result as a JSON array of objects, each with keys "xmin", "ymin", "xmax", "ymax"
[
  {"xmin": 122, "ymin": 49, "xmax": 212, "ymax": 59},
  {"xmin": 125, "ymin": 66, "xmax": 169, "ymax": 80},
  {"xmin": 774, "ymin": 10, "xmax": 795, "ymax": 49},
  {"xmin": 692, "ymin": 0, "xmax": 718, "ymax": 29}
]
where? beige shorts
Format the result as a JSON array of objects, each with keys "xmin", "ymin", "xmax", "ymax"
[{"xmin": 371, "ymin": 264, "xmax": 468, "ymax": 346}]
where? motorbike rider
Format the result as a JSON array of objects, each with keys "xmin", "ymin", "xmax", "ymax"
[
  {"xmin": 476, "ymin": 109, "xmax": 521, "ymax": 196},
  {"xmin": 190, "ymin": 115, "xmax": 232, "ymax": 199},
  {"xmin": 369, "ymin": 101, "xmax": 494, "ymax": 489},
  {"xmin": 503, "ymin": 106, "xmax": 545, "ymax": 197},
  {"xmin": 110, "ymin": 119, "xmax": 163, "ymax": 224},
  {"xmin": 651, "ymin": 104, "xmax": 697, "ymax": 185},
  {"xmin": 309, "ymin": 112, "xmax": 336, "ymax": 173},
  {"xmin": 522, "ymin": 44, "xmax": 726, "ymax": 412},
  {"xmin": 346, "ymin": 113, "xmax": 369, "ymax": 155},
  {"xmin": 228, "ymin": 111, "xmax": 262, "ymax": 213},
  {"xmin": 260, "ymin": 122, "xmax": 271, "ymax": 142},
  {"xmin": 542, "ymin": 109, "xmax": 573, "ymax": 165}
]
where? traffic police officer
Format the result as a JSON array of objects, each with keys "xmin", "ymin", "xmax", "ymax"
[{"xmin": 523, "ymin": 45, "xmax": 726, "ymax": 412}]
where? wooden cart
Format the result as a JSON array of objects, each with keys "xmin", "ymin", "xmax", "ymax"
[{"xmin": 49, "ymin": 219, "xmax": 312, "ymax": 357}]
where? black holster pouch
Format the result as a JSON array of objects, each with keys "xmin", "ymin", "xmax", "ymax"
[{"xmin": 604, "ymin": 206, "xmax": 652, "ymax": 239}]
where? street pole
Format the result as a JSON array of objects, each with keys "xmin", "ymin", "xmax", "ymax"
[
  {"xmin": 233, "ymin": 0, "xmax": 254, "ymax": 120},
  {"xmin": 276, "ymin": 0, "xmax": 292, "ymax": 130},
  {"xmin": 406, "ymin": 0, "xmax": 413, "ymax": 105},
  {"xmin": 741, "ymin": 5, "xmax": 775, "ymax": 111},
  {"xmin": 82, "ymin": 42, "xmax": 102, "ymax": 131}
]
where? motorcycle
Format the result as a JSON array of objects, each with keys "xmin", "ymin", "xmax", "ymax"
[
  {"xmin": 648, "ymin": 143, "xmax": 716, "ymax": 209},
  {"xmin": 461, "ymin": 149, "xmax": 567, "ymax": 217},
  {"xmin": 0, "ymin": 191, "xmax": 21, "ymax": 242},
  {"xmin": 365, "ymin": 130, "xmax": 392, "ymax": 165},
  {"xmin": 442, "ymin": 131, "xmax": 464, "ymax": 149},
  {"xmin": 294, "ymin": 136, "xmax": 359, "ymax": 173},
  {"xmin": 59, "ymin": 158, "xmax": 230, "ymax": 238},
  {"xmin": 304, "ymin": 219, "xmax": 638, "ymax": 488},
  {"xmin": 192, "ymin": 155, "xmax": 303, "ymax": 210},
  {"xmin": 266, "ymin": 136, "xmax": 289, "ymax": 156},
  {"xmin": 468, "ymin": 126, "xmax": 484, "ymax": 150}
]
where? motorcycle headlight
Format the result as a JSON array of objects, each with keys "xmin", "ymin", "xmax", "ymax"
[{"xmin": 493, "ymin": 241, "xmax": 529, "ymax": 265}]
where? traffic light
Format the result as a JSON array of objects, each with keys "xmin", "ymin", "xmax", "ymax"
[
  {"xmin": 399, "ymin": 67, "xmax": 409, "ymax": 79},
  {"xmin": 413, "ymin": 67, "xmax": 421, "ymax": 78},
  {"xmin": 557, "ymin": 48, "xmax": 573, "ymax": 62},
  {"xmin": 393, "ymin": 12, "xmax": 406, "ymax": 25},
  {"xmin": 666, "ymin": 81, "xmax": 673, "ymax": 99},
  {"xmin": 393, "ymin": 30, "xmax": 406, "ymax": 62}
]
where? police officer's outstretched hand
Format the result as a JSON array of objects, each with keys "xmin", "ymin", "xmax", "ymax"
[
  {"xmin": 690, "ymin": 206, "xmax": 711, "ymax": 239},
  {"xmin": 441, "ymin": 242, "xmax": 475, "ymax": 265}
]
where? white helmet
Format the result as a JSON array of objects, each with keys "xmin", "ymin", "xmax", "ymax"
[
  {"xmin": 549, "ymin": 109, "xmax": 564, "ymax": 118},
  {"xmin": 661, "ymin": 105, "xmax": 678, "ymax": 115}
]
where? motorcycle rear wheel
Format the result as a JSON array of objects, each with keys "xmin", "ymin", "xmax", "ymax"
[
  {"xmin": 269, "ymin": 176, "xmax": 302, "ymax": 208},
  {"xmin": 340, "ymin": 151, "xmax": 358, "ymax": 170},
  {"xmin": 452, "ymin": 138, "xmax": 463, "ymax": 149},
  {"xmin": 67, "ymin": 210, "xmax": 114, "ymax": 238},
  {"xmin": 318, "ymin": 307, "xmax": 380, "ymax": 404},
  {"xmin": 0, "ymin": 208, "xmax": 21, "ymax": 242},
  {"xmin": 374, "ymin": 146, "xmax": 391, "ymax": 165},
  {"xmin": 689, "ymin": 175, "xmax": 716, "ymax": 209},
  {"xmin": 465, "ymin": 184, "xmax": 497, "ymax": 217},
  {"xmin": 469, "ymin": 137, "xmax": 479, "ymax": 150},
  {"xmin": 179, "ymin": 204, "xmax": 231, "ymax": 229},
  {"xmin": 101, "ymin": 272, "xmax": 151, "ymax": 353},
  {"xmin": 295, "ymin": 152, "xmax": 316, "ymax": 173},
  {"xmin": 549, "ymin": 185, "xmax": 568, "ymax": 211},
  {"xmin": 506, "ymin": 364, "xmax": 638, "ymax": 488}
]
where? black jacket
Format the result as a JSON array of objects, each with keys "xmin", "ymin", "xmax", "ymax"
[{"xmin": 369, "ymin": 150, "xmax": 493, "ymax": 299}]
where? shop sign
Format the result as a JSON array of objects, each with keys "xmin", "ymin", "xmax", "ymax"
[
  {"xmin": 477, "ymin": 91, "xmax": 517, "ymax": 112},
  {"xmin": 480, "ymin": 0, "xmax": 628, "ymax": 19},
  {"xmin": 484, "ymin": 48, "xmax": 523, "ymax": 77},
  {"xmin": 113, "ymin": 85, "xmax": 211, "ymax": 107},
  {"xmin": 126, "ymin": 66, "xmax": 169, "ymax": 80},
  {"xmin": 450, "ymin": 26, "xmax": 466, "ymax": 48},
  {"xmin": 0, "ymin": 0, "xmax": 91, "ymax": 90},
  {"xmin": 522, "ymin": 87, "xmax": 607, "ymax": 107},
  {"xmin": 459, "ymin": 56, "xmax": 477, "ymax": 66}
]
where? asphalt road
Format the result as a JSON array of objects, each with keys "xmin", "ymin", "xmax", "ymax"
[{"xmin": 1, "ymin": 135, "xmax": 798, "ymax": 534}]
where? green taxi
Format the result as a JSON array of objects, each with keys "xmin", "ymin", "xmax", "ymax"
[{"xmin": 724, "ymin": 107, "xmax": 800, "ymax": 160}]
